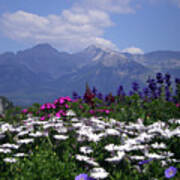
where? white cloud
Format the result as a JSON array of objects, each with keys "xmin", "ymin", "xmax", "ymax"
[
  {"xmin": 121, "ymin": 46, "xmax": 144, "ymax": 54},
  {"xmin": 73, "ymin": 0, "xmax": 136, "ymax": 14},
  {"xmin": 0, "ymin": 0, "xmax": 140, "ymax": 52},
  {"xmin": 0, "ymin": 8, "xmax": 119, "ymax": 52}
]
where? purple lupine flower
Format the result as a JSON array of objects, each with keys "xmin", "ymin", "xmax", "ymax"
[
  {"xmin": 175, "ymin": 78, "xmax": 180, "ymax": 84},
  {"xmin": 157, "ymin": 87, "xmax": 162, "ymax": 97},
  {"xmin": 165, "ymin": 86, "xmax": 171, "ymax": 101},
  {"xmin": 148, "ymin": 79, "xmax": 157, "ymax": 92},
  {"xmin": 117, "ymin": 85, "xmax": 124, "ymax": 96},
  {"xmin": 156, "ymin": 72, "xmax": 164, "ymax": 84},
  {"xmin": 164, "ymin": 166, "xmax": 177, "ymax": 179},
  {"xmin": 132, "ymin": 82, "xmax": 139, "ymax": 92},
  {"xmin": 92, "ymin": 86, "xmax": 98, "ymax": 96},
  {"xmin": 164, "ymin": 73, "xmax": 171, "ymax": 87},
  {"xmin": 138, "ymin": 91, "xmax": 143, "ymax": 99},
  {"xmin": 165, "ymin": 73, "xmax": 171, "ymax": 82},
  {"xmin": 143, "ymin": 87, "xmax": 149, "ymax": 97},
  {"xmin": 138, "ymin": 158, "xmax": 153, "ymax": 165},
  {"xmin": 129, "ymin": 90, "xmax": 134, "ymax": 96},
  {"xmin": 97, "ymin": 92, "xmax": 103, "ymax": 100},
  {"xmin": 72, "ymin": 91, "xmax": 79, "ymax": 100}
]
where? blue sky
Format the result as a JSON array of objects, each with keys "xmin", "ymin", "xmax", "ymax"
[{"xmin": 0, "ymin": 0, "xmax": 180, "ymax": 54}]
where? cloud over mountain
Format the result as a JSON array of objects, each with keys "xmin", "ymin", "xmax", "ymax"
[{"xmin": 121, "ymin": 46, "xmax": 144, "ymax": 54}]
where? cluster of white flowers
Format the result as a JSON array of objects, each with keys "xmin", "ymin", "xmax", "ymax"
[{"xmin": 0, "ymin": 110, "xmax": 179, "ymax": 179}]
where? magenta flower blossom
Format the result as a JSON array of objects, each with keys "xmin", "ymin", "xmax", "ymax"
[
  {"xmin": 65, "ymin": 104, "xmax": 69, "ymax": 108},
  {"xmin": 46, "ymin": 103, "xmax": 52, "ymax": 109},
  {"xmin": 40, "ymin": 116, "xmax": 46, "ymax": 121},
  {"xmin": 105, "ymin": 110, "xmax": 110, "ymax": 114},
  {"xmin": 51, "ymin": 104, "xmax": 56, "ymax": 109},
  {"xmin": 176, "ymin": 103, "xmax": 180, "ymax": 108},
  {"xmin": 165, "ymin": 166, "xmax": 177, "ymax": 178},
  {"xmin": 79, "ymin": 105, "xmax": 83, "ymax": 109},
  {"xmin": 89, "ymin": 110, "xmax": 94, "ymax": 114},
  {"xmin": 21, "ymin": 109, "xmax": 28, "ymax": 113},
  {"xmin": 40, "ymin": 104, "xmax": 46, "ymax": 110},
  {"xmin": 54, "ymin": 99, "xmax": 59, "ymax": 104},
  {"xmin": 63, "ymin": 96, "xmax": 72, "ymax": 102},
  {"xmin": 56, "ymin": 112, "xmax": 61, "ymax": 118},
  {"xmin": 59, "ymin": 98, "xmax": 65, "ymax": 104}
]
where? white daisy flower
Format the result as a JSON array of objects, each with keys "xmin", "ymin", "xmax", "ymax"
[
  {"xmin": 16, "ymin": 138, "xmax": 34, "ymax": 144},
  {"xmin": 55, "ymin": 127, "xmax": 68, "ymax": 134},
  {"xmin": 80, "ymin": 146, "xmax": 93, "ymax": 154},
  {"xmin": 151, "ymin": 142, "xmax": 166, "ymax": 149},
  {"xmin": 53, "ymin": 134, "xmax": 69, "ymax": 140},
  {"xmin": 75, "ymin": 154, "xmax": 91, "ymax": 162},
  {"xmin": 0, "ymin": 148, "xmax": 11, "ymax": 153},
  {"xmin": 130, "ymin": 155, "xmax": 145, "ymax": 160},
  {"xmin": 104, "ymin": 144, "xmax": 116, "ymax": 152},
  {"xmin": 17, "ymin": 130, "xmax": 30, "ymax": 137},
  {"xmin": 13, "ymin": 153, "xmax": 28, "ymax": 157},
  {"xmin": 29, "ymin": 131, "xmax": 44, "ymax": 137},
  {"xmin": 145, "ymin": 153, "xmax": 165, "ymax": 160},
  {"xmin": 4, "ymin": 157, "xmax": 17, "ymax": 163},
  {"xmin": 0, "ymin": 143, "xmax": 20, "ymax": 149},
  {"xmin": 90, "ymin": 167, "xmax": 109, "ymax": 179},
  {"xmin": 66, "ymin": 110, "xmax": 76, "ymax": 116},
  {"xmin": 105, "ymin": 128, "xmax": 120, "ymax": 136}
]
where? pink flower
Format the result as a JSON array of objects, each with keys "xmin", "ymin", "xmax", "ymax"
[
  {"xmin": 40, "ymin": 104, "xmax": 46, "ymax": 110},
  {"xmin": 89, "ymin": 110, "xmax": 94, "ymax": 114},
  {"xmin": 40, "ymin": 116, "xmax": 46, "ymax": 121},
  {"xmin": 51, "ymin": 104, "xmax": 56, "ymax": 109},
  {"xmin": 63, "ymin": 96, "xmax": 72, "ymax": 102},
  {"xmin": 58, "ymin": 110, "xmax": 66, "ymax": 116},
  {"xmin": 176, "ymin": 103, "xmax": 180, "ymax": 108},
  {"xmin": 105, "ymin": 110, "xmax": 110, "ymax": 114},
  {"xmin": 46, "ymin": 103, "xmax": 52, "ymax": 109},
  {"xmin": 54, "ymin": 99, "xmax": 59, "ymax": 104},
  {"xmin": 59, "ymin": 98, "xmax": 65, "ymax": 104},
  {"xmin": 79, "ymin": 105, "xmax": 83, "ymax": 109},
  {"xmin": 65, "ymin": 104, "xmax": 69, "ymax": 108},
  {"xmin": 56, "ymin": 112, "xmax": 61, "ymax": 118},
  {"xmin": 22, "ymin": 109, "xmax": 28, "ymax": 113}
]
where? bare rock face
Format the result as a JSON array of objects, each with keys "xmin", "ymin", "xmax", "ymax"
[{"xmin": 0, "ymin": 96, "xmax": 14, "ymax": 117}]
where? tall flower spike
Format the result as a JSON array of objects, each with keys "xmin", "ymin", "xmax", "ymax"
[{"xmin": 156, "ymin": 72, "xmax": 163, "ymax": 84}]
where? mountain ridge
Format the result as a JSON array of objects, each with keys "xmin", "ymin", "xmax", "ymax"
[{"xmin": 0, "ymin": 43, "xmax": 179, "ymax": 107}]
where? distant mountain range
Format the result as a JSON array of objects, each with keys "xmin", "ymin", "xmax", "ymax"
[{"xmin": 0, "ymin": 43, "xmax": 180, "ymax": 108}]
